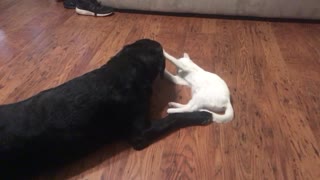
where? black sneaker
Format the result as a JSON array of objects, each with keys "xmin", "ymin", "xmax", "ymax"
[
  {"xmin": 76, "ymin": 0, "xmax": 113, "ymax": 17},
  {"xmin": 63, "ymin": 0, "xmax": 76, "ymax": 9}
]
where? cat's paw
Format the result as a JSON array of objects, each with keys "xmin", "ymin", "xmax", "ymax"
[
  {"xmin": 167, "ymin": 108, "xmax": 176, "ymax": 114},
  {"xmin": 168, "ymin": 102, "xmax": 176, "ymax": 107},
  {"xmin": 168, "ymin": 102, "xmax": 184, "ymax": 108}
]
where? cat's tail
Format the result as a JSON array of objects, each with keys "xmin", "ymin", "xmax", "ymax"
[{"xmin": 203, "ymin": 102, "xmax": 234, "ymax": 123}]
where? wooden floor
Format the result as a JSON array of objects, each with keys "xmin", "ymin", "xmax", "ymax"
[{"xmin": 1, "ymin": 0, "xmax": 320, "ymax": 179}]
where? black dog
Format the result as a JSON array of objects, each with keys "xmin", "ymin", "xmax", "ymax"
[{"xmin": 0, "ymin": 39, "xmax": 211, "ymax": 177}]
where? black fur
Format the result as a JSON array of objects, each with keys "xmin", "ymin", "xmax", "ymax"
[{"xmin": 0, "ymin": 39, "xmax": 211, "ymax": 178}]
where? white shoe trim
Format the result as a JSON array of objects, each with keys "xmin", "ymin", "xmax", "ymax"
[{"xmin": 76, "ymin": 7, "xmax": 113, "ymax": 16}]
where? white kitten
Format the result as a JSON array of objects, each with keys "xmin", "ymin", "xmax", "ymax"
[{"xmin": 163, "ymin": 51, "xmax": 234, "ymax": 123}]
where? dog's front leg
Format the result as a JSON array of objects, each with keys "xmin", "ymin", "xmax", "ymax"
[{"xmin": 129, "ymin": 112, "xmax": 212, "ymax": 150}]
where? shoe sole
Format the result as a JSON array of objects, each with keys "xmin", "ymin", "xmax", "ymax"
[{"xmin": 76, "ymin": 7, "xmax": 113, "ymax": 17}]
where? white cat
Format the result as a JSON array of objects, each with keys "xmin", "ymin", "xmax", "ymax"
[{"xmin": 163, "ymin": 51, "xmax": 234, "ymax": 123}]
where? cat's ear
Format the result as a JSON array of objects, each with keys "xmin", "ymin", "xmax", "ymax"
[{"xmin": 183, "ymin": 53, "xmax": 190, "ymax": 59}]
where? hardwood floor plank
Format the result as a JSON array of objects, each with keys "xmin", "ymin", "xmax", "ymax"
[
  {"xmin": 256, "ymin": 22, "xmax": 320, "ymax": 180},
  {"xmin": 271, "ymin": 23, "xmax": 320, "ymax": 147}
]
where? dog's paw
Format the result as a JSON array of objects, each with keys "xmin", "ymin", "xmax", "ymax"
[
  {"xmin": 194, "ymin": 111, "xmax": 213, "ymax": 125},
  {"xmin": 130, "ymin": 137, "xmax": 148, "ymax": 151},
  {"xmin": 200, "ymin": 117, "xmax": 213, "ymax": 125}
]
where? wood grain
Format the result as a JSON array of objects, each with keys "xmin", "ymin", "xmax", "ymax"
[{"xmin": 1, "ymin": 1, "xmax": 320, "ymax": 179}]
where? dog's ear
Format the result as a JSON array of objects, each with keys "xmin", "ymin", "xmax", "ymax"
[{"xmin": 183, "ymin": 53, "xmax": 190, "ymax": 59}]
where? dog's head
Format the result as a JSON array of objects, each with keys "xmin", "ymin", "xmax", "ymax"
[{"xmin": 121, "ymin": 39, "xmax": 166, "ymax": 81}]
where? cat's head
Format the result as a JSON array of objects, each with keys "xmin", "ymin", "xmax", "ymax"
[
  {"xmin": 178, "ymin": 53, "xmax": 192, "ymax": 62},
  {"xmin": 183, "ymin": 53, "xmax": 190, "ymax": 59}
]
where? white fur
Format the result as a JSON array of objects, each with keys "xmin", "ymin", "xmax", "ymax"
[{"xmin": 164, "ymin": 51, "xmax": 234, "ymax": 123}]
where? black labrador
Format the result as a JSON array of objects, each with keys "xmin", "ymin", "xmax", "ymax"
[{"xmin": 0, "ymin": 39, "xmax": 211, "ymax": 177}]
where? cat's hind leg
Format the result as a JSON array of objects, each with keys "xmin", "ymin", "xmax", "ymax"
[
  {"xmin": 168, "ymin": 102, "xmax": 185, "ymax": 108},
  {"xmin": 167, "ymin": 99, "xmax": 198, "ymax": 113},
  {"xmin": 167, "ymin": 105, "xmax": 197, "ymax": 113}
]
